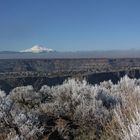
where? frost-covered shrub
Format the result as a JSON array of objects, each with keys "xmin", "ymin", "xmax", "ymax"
[
  {"xmin": 10, "ymin": 86, "xmax": 42, "ymax": 106},
  {"xmin": 0, "ymin": 90, "xmax": 6, "ymax": 98},
  {"xmin": 101, "ymin": 76, "xmax": 140, "ymax": 140},
  {"xmin": 0, "ymin": 86, "xmax": 45, "ymax": 140},
  {"xmin": 39, "ymin": 79, "xmax": 121, "ymax": 139},
  {"xmin": 1, "ymin": 75, "xmax": 140, "ymax": 140},
  {"xmin": 39, "ymin": 85, "xmax": 53, "ymax": 103},
  {"xmin": 41, "ymin": 79, "xmax": 104, "ymax": 122}
]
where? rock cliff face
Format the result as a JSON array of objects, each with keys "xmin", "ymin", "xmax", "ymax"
[
  {"xmin": 0, "ymin": 76, "xmax": 69, "ymax": 93},
  {"xmin": 86, "ymin": 69, "xmax": 140, "ymax": 84}
]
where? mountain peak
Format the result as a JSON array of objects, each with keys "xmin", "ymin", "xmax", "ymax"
[{"xmin": 20, "ymin": 45, "xmax": 54, "ymax": 53}]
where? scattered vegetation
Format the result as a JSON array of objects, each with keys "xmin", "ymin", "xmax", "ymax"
[{"xmin": 0, "ymin": 75, "xmax": 140, "ymax": 140}]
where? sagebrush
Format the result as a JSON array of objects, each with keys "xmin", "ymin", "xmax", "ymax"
[{"xmin": 0, "ymin": 76, "xmax": 140, "ymax": 140}]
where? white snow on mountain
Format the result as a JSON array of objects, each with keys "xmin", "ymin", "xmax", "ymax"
[{"xmin": 20, "ymin": 45, "xmax": 54, "ymax": 53}]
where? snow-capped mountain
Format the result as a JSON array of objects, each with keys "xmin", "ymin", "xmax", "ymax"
[{"xmin": 20, "ymin": 45, "xmax": 54, "ymax": 53}]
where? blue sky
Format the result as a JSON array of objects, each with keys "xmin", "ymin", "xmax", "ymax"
[{"xmin": 0, "ymin": 0, "xmax": 140, "ymax": 51}]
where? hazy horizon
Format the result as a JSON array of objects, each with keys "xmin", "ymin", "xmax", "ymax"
[
  {"xmin": 1, "ymin": 49, "xmax": 140, "ymax": 59},
  {"xmin": 1, "ymin": 47, "xmax": 140, "ymax": 53}
]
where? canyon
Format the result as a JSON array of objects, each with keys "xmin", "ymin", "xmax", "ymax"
[{"xmin": 0, "ymin": 58, "xmax": 140, "ymax": 93}]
